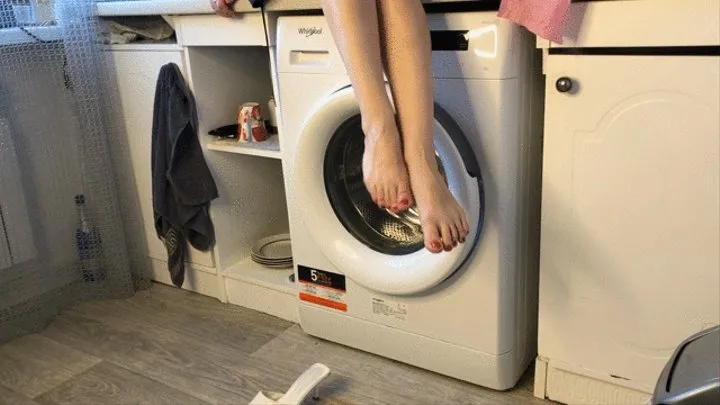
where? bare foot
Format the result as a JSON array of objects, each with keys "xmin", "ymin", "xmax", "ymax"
[
  {"xmin": 362, "ymin": 119, "xmax": 413, "ymax": 212},
  {"xmin": 406, "ymin": 151, "xmax": 469, "ymax": 253},
  {"xmin": 211, "ymin": 0, "xmax": 236, "ymax": 17}
]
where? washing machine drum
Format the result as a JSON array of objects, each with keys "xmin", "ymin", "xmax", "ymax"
[
  {"xmin": 324, "ymin": 114, "xmax": 431, "ymax": 256},
  {"xmin": 293, "ymin": 87, "xmax": 484, "ymax": 296}
]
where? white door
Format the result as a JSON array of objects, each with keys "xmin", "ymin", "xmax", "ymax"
[
  {"xmin": 293, "ymin": 87, "xmax": 484, "ymax": 296},
  {"xmin": 0, "ymin": 110, "xmax": 35, "ymax": 270},
  {"xmin": 110, "ymin": 50, "xmax": 215, "ymax": 269},
  {"xmin": 539, "ymin": 54, "xmax": 720, "ymax": 386}
]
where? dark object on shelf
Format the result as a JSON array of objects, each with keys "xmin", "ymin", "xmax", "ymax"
[
  {"xmin": 208, "ymin": 124, "xmax": 238, "ymax": 139},
  {"xmin": 265, "ymin": 121, "xmax": 278, "ymax": 135},
  {"xmin": 247, "ymin": 0, "xmax": 264, "ymax": 8},
  {"xmin": 650, "ymin": 325, "xmax": 720, "ymax": 405},
  {"xmin": 208, "ymin": 122, "xmax": 277, "ymax": 139},
  {"xmin": 152, "ymin": 63, "xmax": 219, "ymax": 288},
  {"xmin": 74, "ymin": 194, "xmax": 106, "ymax": 282}
]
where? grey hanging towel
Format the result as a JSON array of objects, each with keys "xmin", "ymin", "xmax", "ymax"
[{"xmin": 151, "ymin": 63, "xmax": 218, "ymax": 287}]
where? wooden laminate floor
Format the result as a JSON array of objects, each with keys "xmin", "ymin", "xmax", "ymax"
[{"xmin": 0, "ymin": 283, "xmax": 548, "ymax": 405}]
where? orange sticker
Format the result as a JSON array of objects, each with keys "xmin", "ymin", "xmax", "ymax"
[{"xmin": 299, "ymin": 292, "xmax": 348, "ymax": 312}]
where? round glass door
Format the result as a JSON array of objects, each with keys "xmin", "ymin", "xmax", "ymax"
[
  {"xmin": 292, "ymin": 86, "xmax": 484, "ymax": 295},
  {"xmin": 324, "ymin": 115, "xmax": 450, "ymax": 255}
]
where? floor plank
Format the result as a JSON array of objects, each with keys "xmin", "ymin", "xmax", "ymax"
[
  {"xmin": 0, "ymin": 385, "xmax": 40, "ymax": 405},
  {"xmin": 70, "ymin": 285, "xmax": 293, "ymax": 356},
  {"xmin": 0, "ymin": 334, "xmax": 100, "ymax": 398},
  {"xmin": 40, "ymin": 300, "xmax": 297, "ymax": 404},
  {"xmin": 37, "ymin": 361, "xmax": 209, "ymax": 405},
  {"xmin": 0, "ymin": 283, "xmax": 553, "ymax": 405},
  {"xmin": 251, "ymin": 325, "xmax": 546, "ymax": 405}
]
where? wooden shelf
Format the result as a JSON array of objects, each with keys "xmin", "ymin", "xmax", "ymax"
[
  {"xmin": 206, "ymin": 135, "xmax": 281, "ymax": 160},
  {"xmin": 223, "ymin": 256, "xmax": 295, "ymax": 294}
]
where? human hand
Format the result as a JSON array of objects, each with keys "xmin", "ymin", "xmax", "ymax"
[{"xmin": 211, "ymin": 0, "xmax": 236, "ymax": 17}]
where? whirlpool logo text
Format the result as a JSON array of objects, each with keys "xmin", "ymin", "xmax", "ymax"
[{"xmin": 298, "ymin": 27, "xmax": 323, "ymax": 37}]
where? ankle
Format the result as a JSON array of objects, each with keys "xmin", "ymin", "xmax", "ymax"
[
  {"xmin": 360, "ymin": 102, "xmax": 396, "ymax": 130},
  {"xmin": 362, "ymin": 115, "xmax": 397, "ymax": 139},
  {"xmin": 404, "ymin": 145, "xmax": 436, "ymax": 166}
]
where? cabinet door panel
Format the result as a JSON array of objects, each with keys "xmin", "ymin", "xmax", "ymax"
[
  {"xmin": 111, "ymin": 50, "xmax": 215, "ymax": 269},
  {"xmin": 539, "ymin": 55, "xmax": 720, "ymax": 386},
  {"xmin": 0, "ymin": 111, "xmax": 36, "ymax": 270}
]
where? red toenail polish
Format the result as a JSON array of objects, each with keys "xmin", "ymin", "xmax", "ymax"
[
  {"xmin": 444, "ymin": 245, "xmax": 452, "ymax": 252},
  {"xmin": 400, "ymin": 198, "xmax": 409, "ymax": 206},
  {"xmin": 430, "ymin": 241, "xmax": 441, "ymax": 251}
]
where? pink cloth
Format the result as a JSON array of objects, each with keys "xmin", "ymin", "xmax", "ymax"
[{"xmin": 498, "ymin": 0, "xmax": 571, "ymax": 43}]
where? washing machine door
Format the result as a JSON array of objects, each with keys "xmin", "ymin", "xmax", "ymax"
[{"xmin": 293, "ymin": 86, "xmax": 484, "ymax": 296}]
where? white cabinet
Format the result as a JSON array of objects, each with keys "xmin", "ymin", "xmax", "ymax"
[
  {"xmin": 106, "ymin": 38, "xmax": 292, "ymax": 315},
  {"xmin": 0, "ymin": 113, "xmax": 36, "ymax": 270},
  {"xmin": 109, "ymin": 47, "xmax": 217, "ymax": 286},
  {"xmin": 536, "ymin": 54, "xmax": 720, "ymax": 403}
]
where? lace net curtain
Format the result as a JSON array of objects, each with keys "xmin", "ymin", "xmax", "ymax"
[{"xmin": 0, "ymin": 0, "xmax": 138, "ymax": 343}]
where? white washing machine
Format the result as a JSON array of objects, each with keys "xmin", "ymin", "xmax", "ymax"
[{"xmin": 274, "ymin": 11, "xmax": 544, "ymax": 390}]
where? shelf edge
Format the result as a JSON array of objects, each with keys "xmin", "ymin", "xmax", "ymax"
[{"xmin": 206, "ymin": 142, "xmax": 282, "ymax": 160}]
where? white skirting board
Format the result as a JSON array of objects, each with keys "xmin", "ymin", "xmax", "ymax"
[
  {"xmin": 225, "ymin": 277, "xmax": 299, "ymax": 323},
  {"xmin": 534, "ymin": 357, "xmax": 653, "ymax": 405},
  {"xmin": 144, "ymin": 256, "xmax": 300, "ymax": 323},
  {"xmin": 146, "ymin": 257, "xmax": 224, "ymax": 300}
]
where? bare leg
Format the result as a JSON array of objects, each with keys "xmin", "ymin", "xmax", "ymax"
[
  {"xmin": 321, "ymin": 0, "xmax": 413, "ymax": 212},
  {"xmin": 377, "ymin": 0, "xmax": 469, "ymax": 253}
]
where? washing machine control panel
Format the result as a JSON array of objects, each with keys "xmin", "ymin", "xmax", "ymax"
[{"xmin": 431, "ymin": 30, "xmax": 470, "ymax": 51}]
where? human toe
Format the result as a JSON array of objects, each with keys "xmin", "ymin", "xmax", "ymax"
[
  {"xmin": 366, "ymin": 184, "xmax": 379, "ymax": 206},
  {"xmin": 396, "ymin": 184, "xmax": 414, "ymax": 212},
  {"xmin": 373, "ymin": 187, "xmax": 387, "ymax": 208},
  {"xmin": 440, "ymin": 224, "xmax": 456, "ymax": 252},
  {"xmin": 450, "ymin": 223, "xmax": 460, "ymax": 246},
  {"xmin": 459, "ymin": 211, "xmax": 470, "ymax": 239},
  {"xmin": 386, "ymin": 185, "xmax": 399, "ymax": 213},
  {"xmin": 423, "ymin": 222, "xmax": 443, "ymax": 253}
]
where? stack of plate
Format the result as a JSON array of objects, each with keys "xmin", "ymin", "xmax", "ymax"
[{"xmin": 251, "ymin": 233, "xmax": 293, "ymax": 269}]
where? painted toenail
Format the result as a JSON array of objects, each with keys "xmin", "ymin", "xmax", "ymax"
[
  {"xmin": 444, "ymin": 245, "xmax": 452, "ymax": 252},
  {"xmin": 400, "ymin": 198, "xmax": 409, "ymax": 206},
  {"xmin": 430, "ymin": 241, "xmax": 441, "ymax": 251}
]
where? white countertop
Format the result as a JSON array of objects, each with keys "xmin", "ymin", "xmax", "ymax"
[
  {"xmin": 95, "ymin": 0, "xmax": 218, "ymax": 16},
  {"xmin": 0, "ymin": 25, "xmax": 63, "ymax": 47},
  {"xmin": 95, "ymin": 0, "xmax": 475, "ymax": 17}
]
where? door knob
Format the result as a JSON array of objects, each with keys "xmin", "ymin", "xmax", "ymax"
[{"xmin": 556, "ymin": 77, "xmax": 573, "ymax": 93}]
